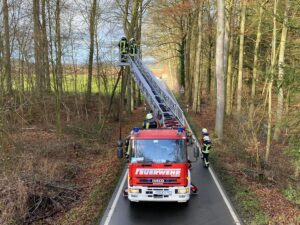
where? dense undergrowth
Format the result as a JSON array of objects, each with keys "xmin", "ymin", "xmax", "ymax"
[
  {"xmin": 0, "ymin": 93, "xmax": 141, "ymax": 225},
  {"xmin": 185, "ymin": 101, "xmax": 300, "ymax": 225}
]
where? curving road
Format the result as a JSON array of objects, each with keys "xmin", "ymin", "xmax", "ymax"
[{"xmin": 100, "ymin": 147, "xmax": 241, "ymax": 225}]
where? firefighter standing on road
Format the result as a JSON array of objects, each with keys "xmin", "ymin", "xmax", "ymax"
[
  {"xmin": 183, "ymin": 126, "xmax": 193, "ymax": 145},
  {"xmin": 201, "ymin": 128, "xmax": 209, "ymax": 145},
  {"xmin": 202, "ymin": 136, "xmax": 212, "ymax": 168},
  {"xmin": 119, "ymin": 37, "xmax": 128, "ymax": 62}
]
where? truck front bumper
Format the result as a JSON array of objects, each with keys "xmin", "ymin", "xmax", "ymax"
[{"xmin": 128, "ymin": 186, "xmax": 190, "ymax": 203}]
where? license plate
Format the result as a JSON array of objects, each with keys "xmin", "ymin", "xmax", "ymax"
[{"xmin": 153, "ymin": 190, "xmax": 172, "ymax": 195}]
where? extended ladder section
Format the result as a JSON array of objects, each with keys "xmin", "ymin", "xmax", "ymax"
[
  {"xmin": 128, "ymin": 57, "xmax": 185, "ymax": 128},
  {"xmin": 124, "ymin": 56, "xmax": 202, "ymax": 151},
  {"xmin": 128, "ymin": 58, "xmax": 165, "ymax": 120}
]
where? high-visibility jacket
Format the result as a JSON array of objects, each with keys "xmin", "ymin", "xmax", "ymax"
[
  {"xmin": 119, "ymin": 40, "xmax": 128, "ymax": 54},
  {"xmin": 202, "ymin": 143, "xmax": 211, "ymax": 154},
  {"xmin": 125, "ymin": 139, "xmax": 131, "ymax": 156},
  {"xmin": 130, "ymin": 43, "xmax": 138, "ymax": 56},
  {"xmin": 142, "ymin": 119, "xmax": 157, "ymax": 129}
]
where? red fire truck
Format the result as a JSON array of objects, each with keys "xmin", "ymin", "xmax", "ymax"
[{"xmin": 118, "ymin": 127, "xmax": 199, "ymax": 203}]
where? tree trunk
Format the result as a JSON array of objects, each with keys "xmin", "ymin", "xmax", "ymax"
[
  {"xmin": 249, "ymin": 1, "xmax": 266, "ymax": 121},
  {"xmin": 185, "ymin": 17, "xmax": 192, "ymax": 104},
  {"xmin": 206, "ymin": 1, "xmax": 213, "ymax": 97},
  {"xmin": 266, "ymin": 0, "xmax": 278, "ymax": 162},
  {"xmin": 55, "ymin": 0, "xmax": 63, "ymax": 96},
  {"xmin": 3, "ymin": 0, "xmax": 12, "ymax": 94},
  {"xmin": 192, "ymin": 4, "xmax": 203, "ymax": 113},
  {"xmin": 41, "ymin": 0, "xmax": 51, "ymax": 93},
  {"xmin": 236, "ymin": 0, "xmax": 246, "ymax": 116},
  {"xmin": 189, "ymin": 12, "xmax": 197, "ymax": 99},
  {"xmin": 33, "ymin": 0, "xmax": 43, "ymax": 95},
  {"xmin": 215, "ymin": 0, "xmax": 225, "ymax": 140},
  {"xmin": 273, "ymin": 0, "xmax": 289, "ymax": 141},
  {"xmin": 179, "ymin": 38, "xmax": 186, "ymax": 89},
  {"xmin": 137, "ymin": 0, "xmax": 143, "ymax": 57},
  {"xmin": 207, "ymin": 39, "xmax": 213, "ymax": 97},
  {"xmin": 225, "ymin": 0, "xmax": 234, "ymax": 115},
  {"xmin": 223, "ymin": 0, "xmax": 231, "ymax": 76},
  {"xmin": 55, "ymin": 0, "xmax": 63, "ymax": 135},
  {"xmin": 87, "ymin": 0, "xmax": 97, "ymax": 103},
  {"xmin": 0, "ymin": 33, "xmax": 4, "ymax": 94}
]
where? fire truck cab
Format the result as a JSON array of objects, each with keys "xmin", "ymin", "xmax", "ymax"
[{"xmin": 118, "ymin": 127, "xmax": 197, "ymax": 203}]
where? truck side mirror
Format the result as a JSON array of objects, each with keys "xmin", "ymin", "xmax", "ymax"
[
  {"xmin": 193, "ymin": 146, "xmax": 199, "ymax": 158},
  {"xmin": 117, "ymin": 140, "xmax": 123, "ymax": 159}
]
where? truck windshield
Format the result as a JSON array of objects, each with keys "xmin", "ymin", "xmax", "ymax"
[{"xmin": 130, "ymin": 139, "xmax": 186, "ymax": 163}]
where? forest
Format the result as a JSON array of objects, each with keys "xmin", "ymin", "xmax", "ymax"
[{"xmin": 0, "ymin": 0, "xmax": 299, "ymax": 224}]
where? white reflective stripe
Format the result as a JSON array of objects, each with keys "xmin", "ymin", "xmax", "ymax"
[
  {"xmin": 103, "ymin": 171, "xmax": 128, "ymax": 225},
  {"xmin": 208, "ymin": 167, "xmax": 241, "ymax": 225}
]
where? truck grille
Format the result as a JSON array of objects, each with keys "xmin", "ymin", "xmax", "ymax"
[{"xmin": 138, "ymin": 178, "xmax": 179, "ymax": 185}]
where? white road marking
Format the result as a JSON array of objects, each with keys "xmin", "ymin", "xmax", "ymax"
[
  {"xmin": 192, "ymin": 129, "xmax": 241, "ymax": 225},
  {"xmin": 208, "ymin": 167, "xmax": 241, "ymax": 225},
  {"xmin": 103, "ymin": 170, "xmax": 128, "ymax": 225}
]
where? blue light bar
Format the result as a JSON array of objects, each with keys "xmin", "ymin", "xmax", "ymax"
[
  {"xmin": 178, "ymin": 127, "xmax": 184, "ymax": 133},
  {"xmin": 133, "ymin": 127, "xmax": 139, "ymax": 134}
]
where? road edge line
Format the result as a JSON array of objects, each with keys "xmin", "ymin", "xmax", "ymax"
[
  {"xmin": 100, "ymin": 168, "xmax": 128, "ymax": 225},
  {"xmin": 208, "ymin": 166, "xmax": 242, "ymax": 225}
]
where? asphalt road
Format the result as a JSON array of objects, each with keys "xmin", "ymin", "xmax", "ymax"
[{"xmin": 100, "ymin": 147, "xmax": 240, "ymax": 225}]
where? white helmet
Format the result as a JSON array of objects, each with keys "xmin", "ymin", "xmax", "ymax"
[
  {"xmin": 203, "ymin": 136, "xmax": 210, "ymax": 142},
  {"xmin": 202, "ymin": 128, "xmax": 208, "ymax": 134},
  {"xmin": 146, "ymin": 113, "xmax": 153, "ymax": 120}
]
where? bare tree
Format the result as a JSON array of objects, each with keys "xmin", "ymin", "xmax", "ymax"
[
  {"xmin": 192, "ymin": 3, "xmax": 203, "ymax": 113},
  {"xmin": 249, "ymin": 0, "xmax": 268, "ymax": 121},
  {"xmin": 3, "ymin": 0, "xmax": 12, "ymax": 94},
  {"xmin": 273, "ymin": 0, "xmax": 289, "ymax": 141},
  {"xmin": 87, "ymin": 0, "xmax": 97, "ymax": 103},
  {"xmin": 215, "ymin": 0, "xmax": 225, "ymax": 139},
  {"xmin": 236, "ymin": 0, "xmax": 246, "ymax": 116},
  {"xmin": 265, "ymin": 0, "xmax": 279, "ymax": 162}
]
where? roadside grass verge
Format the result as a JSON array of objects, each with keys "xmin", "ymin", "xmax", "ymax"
[
  {"xmin": 0, "ymin": 91, "xmax": 143, "ymax": 225},
  {"xmin": 283, "ymin": 184, "xmax": 300, "ymax": 206},
  {"xmin": 55, "ymin": 107, "xmax": 145, "ymax": 225},
  {"xmin": 185, "ymin": 112, "xmax": 270, "ymax": 225},
  {"xmin": 57, "ymin": 152, "xmax": 124, "ymax": 225},
  {"xmin": 210, "ymin": 153, "xmax": 269, "ymax": 225}
]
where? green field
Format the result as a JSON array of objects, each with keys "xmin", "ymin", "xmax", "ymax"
[{"xmin": 12, "ymin": 74, "xmax": 120, "ymax": 95}]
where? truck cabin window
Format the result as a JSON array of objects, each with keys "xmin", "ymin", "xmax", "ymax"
[{"xmin": 130, "ymin": 139, "xmax": 186, "ymax": 163}]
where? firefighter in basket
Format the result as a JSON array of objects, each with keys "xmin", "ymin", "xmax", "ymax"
[
  {"xmin": 118, "ymin": 37, "xmax": 129, "ymax": 62},
  {"xmin": 129, "ymin": 38, "xmax": 138, "ymax": 57}
]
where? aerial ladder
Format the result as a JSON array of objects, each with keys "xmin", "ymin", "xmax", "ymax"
[{"xmin": 118, "ymin": 53, "xmax": 202, "ymax": 159}]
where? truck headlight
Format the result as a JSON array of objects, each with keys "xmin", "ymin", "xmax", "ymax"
[
  {"xmin": 177, "ymin": 188, "xmax": 189, "ymax": 194},
  {"xmin": 128, "ymin": 188, "xmax": 141, "ymax": 193}
]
